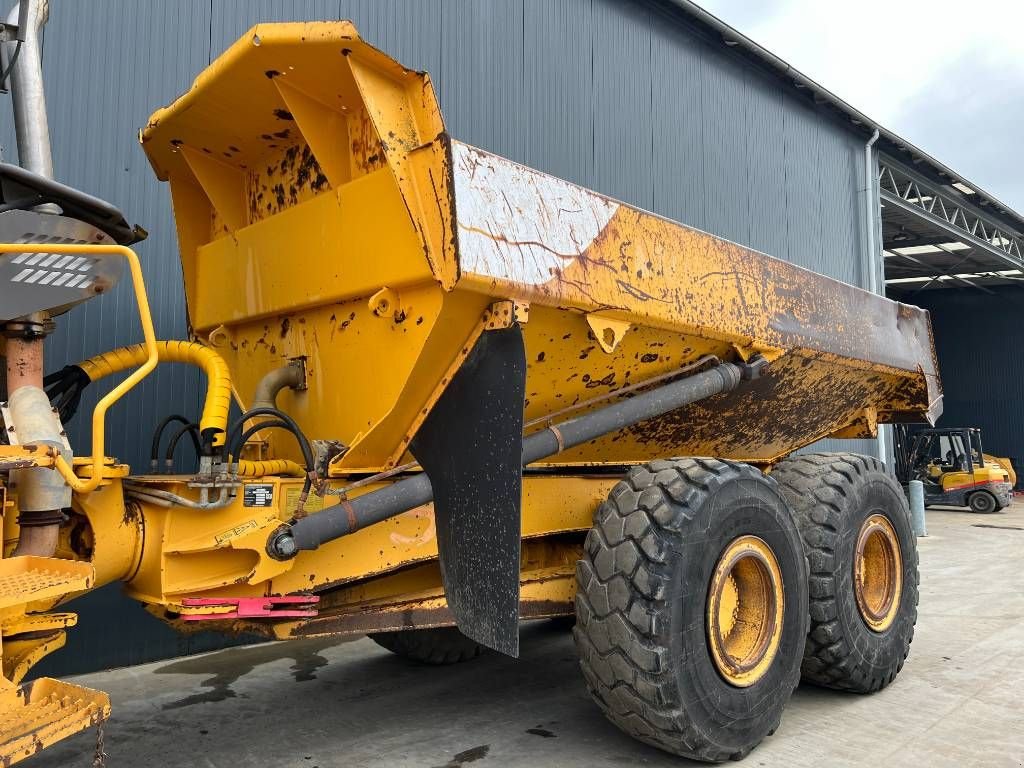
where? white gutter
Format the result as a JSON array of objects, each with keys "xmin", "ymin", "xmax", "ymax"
[{"xmin": 862, "ymin": 129, "xmax": 889, "ymax": 464}]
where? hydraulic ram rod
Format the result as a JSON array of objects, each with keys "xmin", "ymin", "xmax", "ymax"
[{"xmin": 271, "ymin": 359, "xmax": 750, "ymax": 558}]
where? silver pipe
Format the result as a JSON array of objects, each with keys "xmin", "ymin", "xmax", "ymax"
[
  {"xmin": 5, "ymin": 0, "xmax": 52, "ymax": 178},
  {"xmin": 124, "ymin": 483, "xmax": 234, "ymax": 511},
  {"xmin": 251, "ymin": 360, "xmax": 305, "ymax": 410}
]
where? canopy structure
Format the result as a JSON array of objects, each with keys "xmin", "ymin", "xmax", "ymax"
[{"xmin": 881, "ymin": 158, "xmax": 1024, "ymax": 296}]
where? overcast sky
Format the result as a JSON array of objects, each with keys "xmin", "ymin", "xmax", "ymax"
[{"xmin": 698, "ymin": 0, "xmax": 1024, "ymax": 215}]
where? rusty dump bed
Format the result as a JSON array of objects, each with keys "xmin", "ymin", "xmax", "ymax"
[{"xmin": 141, "ymin": 21, "xmax": 940, "ymax": 472}]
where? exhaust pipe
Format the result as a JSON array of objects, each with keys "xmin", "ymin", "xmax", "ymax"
[
  {"xmin": 6, "ymin": 337, "xmax": 70, "ymax": 556},
  {"xmin": 5, "ymin": 0, "xmax": 53, "ymax": 179},
  {"xmin": 2, "ymin": 1, "xmax": 67, "ymax": 556},
  {"xmin": 251, "ymin": 360, "xmax": 305, "ymax": 411}
]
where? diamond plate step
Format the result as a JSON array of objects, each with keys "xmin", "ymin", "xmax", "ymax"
[
  {"xmin": 0, "ymin": 557, "xmax": 94, "ymax": 611},
  {"xmin": 0, "ymin": 677, "xmax": 110, "ymax": 765}
]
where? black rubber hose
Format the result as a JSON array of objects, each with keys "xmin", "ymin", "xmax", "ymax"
[
  {"xmin": 224, "ymin": 407, "xmax": 313, "ymax": 471},
  {"xmin": 150, "ymin": 414, "xmax": 192, "ymax": 469},
  {"xmin": 225, "ymin": 412, "xmax": 311, "ymax": 468},
  {"xmin": 229, "ymin": 419, "xmax": 290, "ymax": 463},
  {"xmin": 163, "ymin": 422, "xmax": 202, "ymax": 472},
  {"xmin": 43, "ymin": 364, "xmax": 90, "ymax": 423},
  {"xmin": 280, "ymin": 361, "xmax": 743, "ymax": 555},
  {"xmin": 228, "ymin": 417, "xmax": 314, "ymax": 506}
]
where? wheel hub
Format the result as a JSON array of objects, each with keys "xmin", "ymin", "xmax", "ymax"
[
  {"xmin": 853, "ymin": 513, "xmax": 903, "ymax": 632},
  {"xmin": 706, "ymin": 535, "xmax": 784, "ymax": 687}
]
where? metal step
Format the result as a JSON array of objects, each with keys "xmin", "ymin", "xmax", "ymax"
[
  {"xmin": 0, "ymin": 677, "xmax": 110, "ymax": 766},
  {"xmin": 0, "ymin": 556, "xmax": 94, "ymax": 610}
]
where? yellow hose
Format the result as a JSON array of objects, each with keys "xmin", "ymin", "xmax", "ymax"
[
  {"xmin": 236, "ymin": 459, "xmax": 306, "ymax": 478},
  {"xmin": 78, "ymin": 343, "xmax": 303, "ymax": 478},
  {"xmin": 77, "ymin": 340, "xmax": 232, "ymax": 446}
]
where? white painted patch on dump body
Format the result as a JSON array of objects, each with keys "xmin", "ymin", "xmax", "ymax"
[{"xmin": 452, "ymin": 142, "xmax": 619, "ymax": 285}]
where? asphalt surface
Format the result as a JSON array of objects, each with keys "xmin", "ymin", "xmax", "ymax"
[{"xmin": 28, "ymin": 501, "xmax": 1024, "ymax": 767}]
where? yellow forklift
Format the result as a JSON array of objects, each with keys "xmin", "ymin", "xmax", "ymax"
[{"xmin": 896, "ymin": 426, "xmax": 1013, "ymax": 513}]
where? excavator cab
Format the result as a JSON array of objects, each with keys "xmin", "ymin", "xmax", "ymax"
[{"xmin": 897, "ymin": 427, "xmax": 1013, "ymax": 514}]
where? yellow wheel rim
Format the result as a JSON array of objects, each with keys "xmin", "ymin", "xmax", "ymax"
[
  {"xmin": 706, "ymin": 535, "xmax": 785, "ymax": 688},
  {"xmin": 854, "ymin": 514, "xmax": 902, "ymax": 632}
]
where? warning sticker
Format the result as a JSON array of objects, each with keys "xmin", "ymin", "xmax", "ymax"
[
  {"xmin": 214, "ymin": 520, "xmax": 259, "ymax": 545},
  {"xmin": 243, "ymin": 484, "xmax": 274, "ymax": 507},
  {"xmin": 285, "ymin": 487, "xmax": 324, "ymax": 514}
]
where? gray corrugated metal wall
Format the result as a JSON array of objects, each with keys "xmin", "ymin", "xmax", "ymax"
[
  {"xmin": 909, "ymin": 286, "xmax": 1024, "ymax": 485},
  {"xmin": 3, "ymin": 0, "xmax": 878, "ymax": 676}
]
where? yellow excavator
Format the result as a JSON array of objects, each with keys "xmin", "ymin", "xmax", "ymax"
[{"xmin": 0, "ymin": 9, "xmax": 942, "ymax": 765}]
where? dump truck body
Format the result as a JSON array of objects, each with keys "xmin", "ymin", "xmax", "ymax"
[
  {"xmin": 0, "ymin": 19, "xmax": 940, "ymax": 765},
  {"xmin": 141, "ymin": 22, "xmax": 939, "ymax": 474}
]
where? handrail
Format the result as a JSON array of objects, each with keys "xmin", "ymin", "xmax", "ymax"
[{"xmin": 0, "ymin": 242, "xmax": 158, "ymax": 493}]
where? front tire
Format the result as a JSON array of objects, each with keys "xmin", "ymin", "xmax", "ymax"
[
  {"xmin": 968, "ymin": 490, "xmax": 998, "ymax": 514},
  {"xmin": 573, "ymin": 458, "xmax": 808, "ymax": 763},
  {"xmin": 771, "ymin": 453, "xmax": 919, "ymax": 692}
]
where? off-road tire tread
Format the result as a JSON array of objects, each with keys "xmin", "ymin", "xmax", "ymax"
[
  {"xmin": 369, "ymin": 626, "xmax": 484, "ymax": 665},
  {"xmin": 573, "ymin": 457, "xmax": 804, "ymax": 762},
  {"xmin": 771, "ymin": 452, "xmax": 919, "ymax": 692}
]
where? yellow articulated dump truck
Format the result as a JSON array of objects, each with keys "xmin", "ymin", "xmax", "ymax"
[{"xmin": 0, "ymin": 19, "xmax": 940, "ymax": 765}]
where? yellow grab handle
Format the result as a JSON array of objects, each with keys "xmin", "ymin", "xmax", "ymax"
[
  {"xmin": 77, "ymin": 340, "xmax": 231, "ymax": 446},
  {"xmin": 0, "ymin": 243, "xmax": 158, "ymax": 494}
]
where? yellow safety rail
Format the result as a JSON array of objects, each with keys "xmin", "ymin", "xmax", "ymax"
[
  {"xmin": 0, "ymin": 243, "xmax": 158, "ymax": 494},
  {"xmin": 76, "ymin": 340, "xmax": 231, "ymax": 446}
]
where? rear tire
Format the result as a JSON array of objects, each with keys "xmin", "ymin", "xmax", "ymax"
[
  {"xmin": 369, "ymin": 626, "xmax": 485, "ymax": 665},
  {"xmin": 968, "ymin": 490, "xmax": 998, "ymax": 514},
  {"xmin": 573, "ymin": 458, "xmax": 808, "ymax": 762},
  {"xmin": 771, "ymin": 453, "xmax": 918, "ymax": 692}
]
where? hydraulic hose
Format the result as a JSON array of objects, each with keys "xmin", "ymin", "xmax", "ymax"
[
  {"xmin": 77, "ymin": 340, "xmax": 231, "ymax": 446},
  {"xmin": 229, "ymin": 419, "xmax": 290, "ymax": 465},
  {"xmin": 229, "ymin": 419, "xmax": 309, "ymax": 477},
  {"xmin": 224, "ymin": 407, "xmax": 314, "ymax": 471},
  {"xmin": 226, "ymin": 407, "xmax": 316, "ymax": 511},
  {"xmin": 236, "ymin": 459, "xmax": 306, "ymax": 478},
  {"xmin": 150, "ymin": 413, "xmax": 192, "ymax": 470},
  {"xmin": 164, "ymin": 422, "xmax": 202, "ymax": 471}
]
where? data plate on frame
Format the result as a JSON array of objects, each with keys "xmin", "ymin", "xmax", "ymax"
[{"xmin": 243, "ymin": 484, "xmax": 274, "ymax": 507}]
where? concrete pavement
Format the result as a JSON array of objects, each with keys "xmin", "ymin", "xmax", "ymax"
[{"xmin": 28, "ymin": 502, "xmax": 1024, "ymax": 767}]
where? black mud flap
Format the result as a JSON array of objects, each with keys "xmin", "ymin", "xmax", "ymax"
[{"xmin": 410, "ymin": 326, "xmax": 526, "ymax": 657}]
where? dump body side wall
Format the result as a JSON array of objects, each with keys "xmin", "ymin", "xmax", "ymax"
[{"xmin": 450, "ymin": 142, "xmax": 938, "ymax": 463}]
